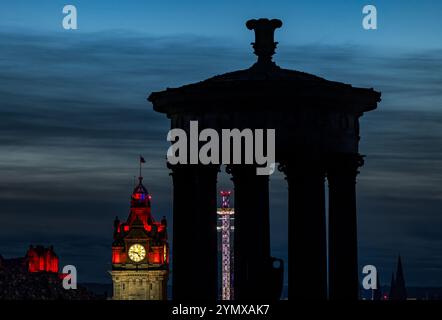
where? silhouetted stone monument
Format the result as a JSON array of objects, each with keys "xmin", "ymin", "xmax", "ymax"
[{"xmin": 148, "ymin": 18, "xmax": 381, "ymax": 300}]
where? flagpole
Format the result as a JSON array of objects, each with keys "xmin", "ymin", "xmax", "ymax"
[{"xmin": 139, "ymin": 155, "xmax": 146, "ymax": 179}]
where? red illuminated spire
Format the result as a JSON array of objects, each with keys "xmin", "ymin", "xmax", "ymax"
[
  {"xmin": 124, "ymin": 157, "xmax": 155, "ymax": 229},
  {"xmin": 111, "ymin": 159, "xmax": 169, "ymax": 269},
  {"xmin": 132, "ymin": 176, "xmax": 151, "ymax": 205},
  {"xmin": 127, "ymin": 175, "xmax": 152, "ymax": 227},
  {"xmin": 130, "ymin": 155, "xmax": 151, "ymax": 208}
]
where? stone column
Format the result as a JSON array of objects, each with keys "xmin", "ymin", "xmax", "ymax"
[
  {"xmin": 279, "ymin": 156, "xmax": 327, "ymax": 300},
  {"xmin": 228, "ymin": 165, "xmax": 273, "ymax": 300},
  {"xmin": 327, "ymin": 153, "xmax": 363, "ymax": 300},
  {"xmin": 169, "ymin": 164, "xmax": 219, "ymax": 300}
]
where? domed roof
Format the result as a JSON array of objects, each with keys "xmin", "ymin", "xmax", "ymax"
[
  {"xmin": 148, "ymin": 18, "xmax": 381, "ymax": 115},
  {"xmin": 132, "ymin": 177, "xmax": 149, "ymax": 200}
]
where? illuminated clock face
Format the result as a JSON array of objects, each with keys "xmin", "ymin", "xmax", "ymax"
[{"xmin": 128, "ymin": 244, "xmax": 146, "ymax": 262}]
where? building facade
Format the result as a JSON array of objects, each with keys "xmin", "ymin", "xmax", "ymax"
[
  {"xmin": 110, "ymin": 176, "xmax": 169, "ymax": 300},
  {"xmin": 26, "ymin": 245, "xmax": 59, "ymax": 273}
]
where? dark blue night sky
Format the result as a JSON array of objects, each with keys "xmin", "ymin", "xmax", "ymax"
[{"xmin": 0, "ymin": 0, "xmax": 441, "ymax": 287}]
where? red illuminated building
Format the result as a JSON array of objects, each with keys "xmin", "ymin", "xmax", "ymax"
[
  {"xmin": 26, "ymin": 245, "xmax": 59, "ymax": 273},
  {"xmin": 0, "ymin": 246, "xmax": 99, "ymax": 299}
]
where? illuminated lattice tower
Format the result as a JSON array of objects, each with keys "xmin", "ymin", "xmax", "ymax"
[{"xmin": 217, "ymin": 191, "xmax": 234, "ymax": 300}]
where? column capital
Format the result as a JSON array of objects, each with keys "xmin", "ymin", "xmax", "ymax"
[
  {"xmin": 168, "ymin": 163, "xmax": 220, "ymax": 175},
  {"xmin": 326, "ymin": 153, "xmax": 364, "ymax": 179},
  {"xmin": 278, "ymin": 155, "xmax": 326, "ymax": 180},
  {"xmin": 226, "ymin": 164, "xmax": 256, "ymax": 174},
  {"xmin": 226, "ymin": 164, "xmax": 269, "ymax": 181}
]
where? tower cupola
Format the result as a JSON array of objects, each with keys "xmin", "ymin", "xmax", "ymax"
[{"xmin": 131, "ymin": 176, "xmax": 151, "ymax": 208}]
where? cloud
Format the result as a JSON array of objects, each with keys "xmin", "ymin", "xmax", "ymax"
[
  {"xmin": 279, "ymin": 45, "xmax": 442, "ymax": 106},
  {"xmin": 0, "ymin": 29, "xmax": 441, "ymax": 285}
]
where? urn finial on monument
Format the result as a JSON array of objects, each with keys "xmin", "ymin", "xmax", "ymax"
[{"xmin": 246, "ymin": 18, "xmax": 282, "ymax": 66}]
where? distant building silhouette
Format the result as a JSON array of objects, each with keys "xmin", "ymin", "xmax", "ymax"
[
  {"xmin": 373, "ymin": 272, "xmax": 382, "ymax": 300},
  {"xmin": 389, "ymin": 255, "xmax": 408, "ymax": 300},
  {"xmin": 389, "ymin": 272, "xmax": 396, "ymax": 300}
]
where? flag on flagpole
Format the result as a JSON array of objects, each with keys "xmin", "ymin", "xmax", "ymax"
[{"xmin": 139, "ymin": 155, "xmax": 146, "ymax": 178}]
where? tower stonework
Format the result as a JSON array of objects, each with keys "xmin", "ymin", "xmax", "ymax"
[{"xmin": 110, "ymin": 176, "xmax": 169, "ymax": 300}]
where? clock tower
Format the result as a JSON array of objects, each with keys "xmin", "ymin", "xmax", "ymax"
[{"xmin": 110, "ymin": 175, "xmax": 169, "ymax": 300}]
